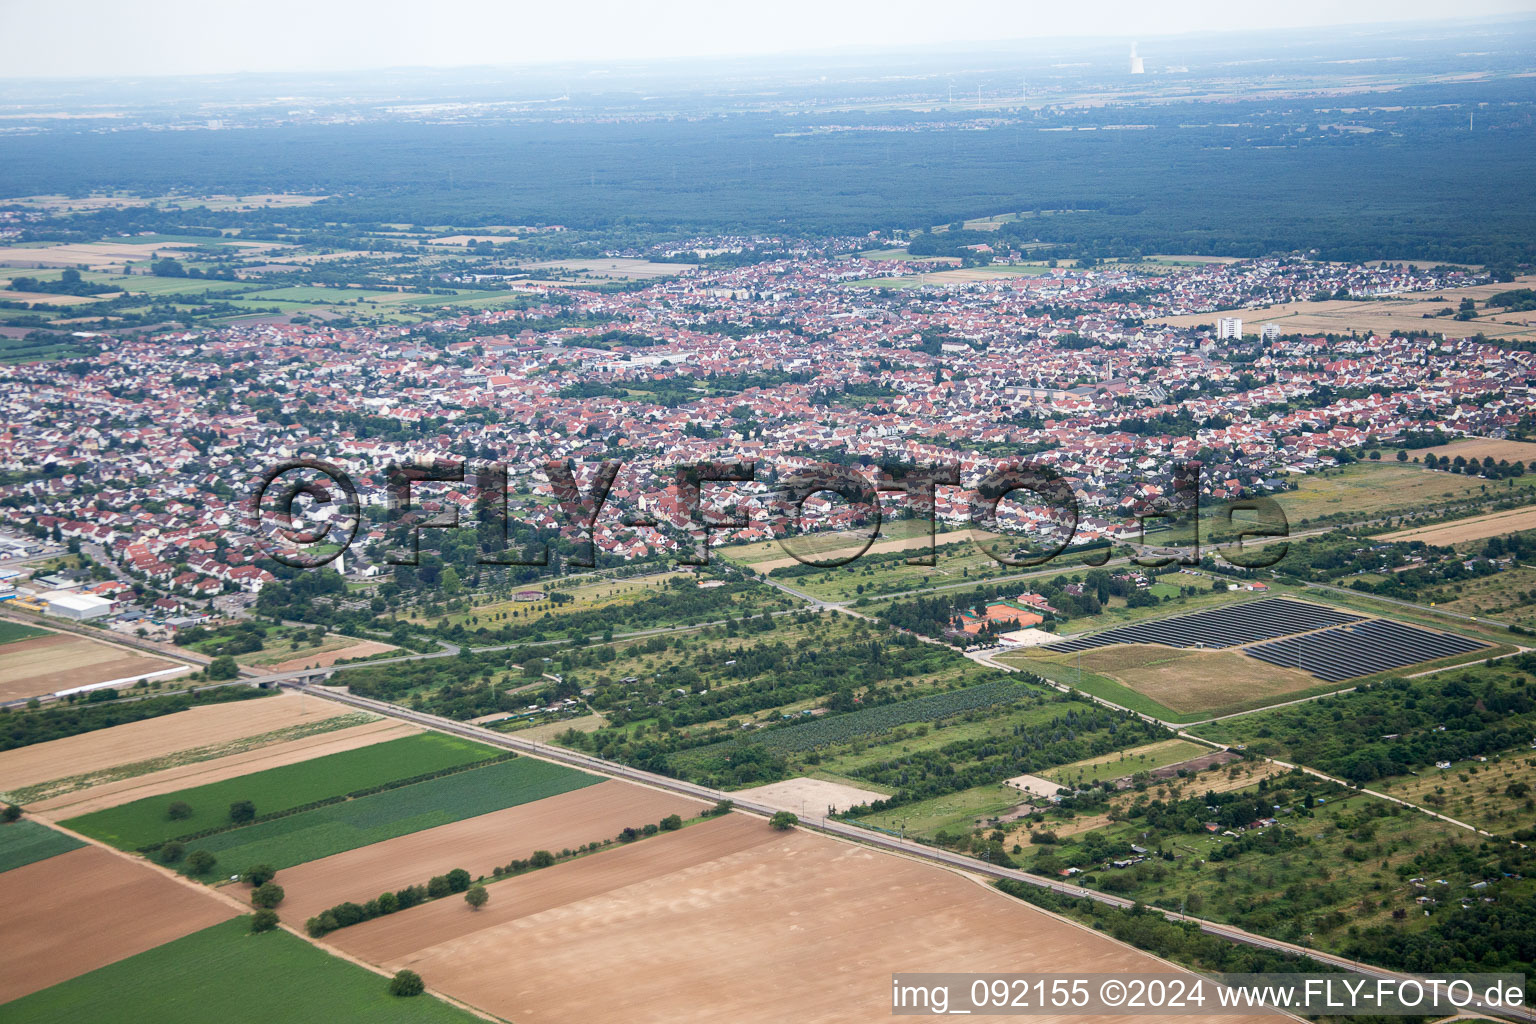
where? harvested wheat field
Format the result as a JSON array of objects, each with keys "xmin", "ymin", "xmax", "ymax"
[
  {"xmin": 1375, "ymin": 504, "xmax": 1536, "ymax": 545},
  {"xmin": 1416, "ymin": 438, "xmax": 1536, "ymax": 465},
  {"xmin": 28, "ymin": 718, "xmax": 415, "ymax": 817},
  {"xmin": 735, "ymin": 777, "xmax": 888, "ymax": 815},
  {"xmin": 0, "ymin": 632, "xmax": 188, "ymax": 701},
  {"xmin": 0, "ymin": 844, "xmax": 235, "ymax": 1003},
  {"xmin": 262, "ymin": 779, "xmax": 708, "ymax": 922},
  {"xmin": 333, "ymin": 814, "xmax": 1275, "ymax": 1024},
  {"xmin": 0, "ymin": 692, "xmax": 352, "ymax": 793}
]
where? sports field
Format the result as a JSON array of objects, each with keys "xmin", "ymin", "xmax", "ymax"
[
  {"xmin": 63, "ymin": 732, "xmax": 500, "ymax": 850},
  {"xmin": 0, "ymin": 917, "xmax": 479, "ymax": 1024},
  {"xmin": 172, "ymin": 755, "xmax": 601, "ymax": 871}
]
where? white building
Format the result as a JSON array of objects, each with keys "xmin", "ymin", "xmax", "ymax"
[
  {"xmin": 1260, "ymin": 323, "xmax": 1280, "ymax": 343},
  {"xmin": 1217, "ymin": 317, "xmax": 1243, "ymax": 340},
  {"xmin": 40, "ymin": 590, "xmax": 113, "ymax": 621}
]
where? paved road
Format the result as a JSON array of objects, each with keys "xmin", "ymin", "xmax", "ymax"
[{"xmin": 283, "ymin": 679, "xmax": 1534, "ymax": 1024}]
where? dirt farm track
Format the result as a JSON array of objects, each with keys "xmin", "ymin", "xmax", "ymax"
[{"xmin": 331, "ymin": 814, "xmax": 1278, "ymax": 1024}]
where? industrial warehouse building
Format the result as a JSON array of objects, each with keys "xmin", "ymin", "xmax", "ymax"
[{"xmin": 39, "ymin": 590, "xmax": 114, "ymax": 621}]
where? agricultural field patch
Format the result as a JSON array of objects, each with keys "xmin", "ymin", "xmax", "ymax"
[
  {"xmin": 1374, "ymin": 505, "xmax": 1536, "ymax": 546},
  {"xmin": 0, "ymin": 819, "xmax": 84, "ymax": 873},
  {"xmin": 63, "ymin": 732, "xmax": 499, "ymax": 850},
  {"xmin": 1261, "ymin": 462, "xmax": 1536, "ymax": 528},
  {"xmin": 1416, "ymin": 438, "xmax": 1536, "ymax": 465},
  {"xmin": 509, "ymin": 257, "xmax": 695, "ymax": 280},
  {"xmin": 0, "ymin": 845, "xmax": 235, "ymax": 1003},
  {"xmin": 0, "ymin": 917, "xmax": 479, "ymax": 1024},
  {"xmin": 0, "ymin": 620, "xmax": 47, "ymax": 645},
  {"xmin": 1042, "ymin": 739, "xmax": 1213, "ymax": 787},
  {"xmin": 27, "ymin": 718, "xmax": 411, "ymax": 817},
  {"xmin": 259, "ymin": 778, "xmax": 707, "ymax": 922},
  {"xmin": 0, "ymin": 631, "xmax": 188, "ymax": 701},
  {"xmin": 0, "ymin": 692, "xmax": 348, "ymax": 791},
  {"xmin": 332, "ymin": 813, "xmax": 1273, "ymax": 1024},
  {"xmin": 1004, "ymin": 644, "xmax": 1329, "ymax": 721},
  {"xmin": 175, "ymin": 755, "xmax": 601, "ymax": 872},
  {"xmin": 733, "ymin": 777, "xmax": 888, "ymax": 815}
]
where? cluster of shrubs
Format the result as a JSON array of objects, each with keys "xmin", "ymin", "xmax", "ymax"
[{"xmin": 305, "ymin": 813, "xmax": 693, "ymax": 938}]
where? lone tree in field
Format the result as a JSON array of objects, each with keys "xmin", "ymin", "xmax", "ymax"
[
  {"xmin": 389, "ymin": 970, "xmax": 425, "ymax": 997},
  {"xmin": 250, "ymin": 909, "xmax": 279, "ymax": 933},
  {"xmin": 244, "ymin": 864, "xmax": 277, "ymax": 887},
  {"xmin": 769, "ymin": 811, "xmax": 799, "ymax": 830},
  {"xmin": 465, "ymin": 884, "xmax": 488, "ymax": 911},
  {"xmin": 166, "ymin": 800, "xmax": 192, "ymax": 821},
  {"xmin": 229, "ymin": 800, "xmax": 256, "ymax": 825},
  {"xmin": 186, "ymin": 849, "xmax": 217, "ymax": 875},
  {"xmin": 251, "ymin": 881, "xmax": 285, "ymax": 909},
  {"xmin": 2, "ymin": 803, "xmax": 21, "ymax": 823}
]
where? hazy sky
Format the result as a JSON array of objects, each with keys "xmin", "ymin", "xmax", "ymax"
[{"xmin": 4, "ymin": 0, "xmax": 1533, "ymax": 78}]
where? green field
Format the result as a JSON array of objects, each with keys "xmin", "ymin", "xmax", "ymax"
[
  {"xmin": 1042, "ymin": 739, "xmax": 1211, "ymax": 787},
  {"xmin": 64, "ymin": 733, "xmax": 498, "ymax": 850},
  {"xmin": 175, "ymin": 756, "xmax": 600, "ymax": 872},
  {"xmin": 852, "ymin": 782, "xmax": 1029, "ymax": 838},
  {"xmin": 0, "ymin": 820, "xmax": 84, "ymax": 873},
  {"xmin": 0, "ymin": 621, "xmax": 48, "ymax": 645},
  {"xmin": 0, "ymin": 917, "xmax": 480, "ymax": 1024}
]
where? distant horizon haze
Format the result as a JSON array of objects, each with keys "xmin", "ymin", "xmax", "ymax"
[{"xmin": 3, "ymin": 0, "xmax": 1534, "ymax": 80}]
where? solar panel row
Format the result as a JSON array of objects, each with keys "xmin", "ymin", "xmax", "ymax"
[
  {"xmin": 1243, "ymin": 618, "xmax": 1489, "ymax": 683},
  {"xmin": 1043, "ymin": 597, "xmax": 1363, "ymax": 653}
]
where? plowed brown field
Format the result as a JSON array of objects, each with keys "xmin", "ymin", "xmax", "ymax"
[
  {"xmin": 332, "ymin": 814, "xmax": 1276, "ymax": 1024},
  {"xmin": 0, "ymin": 692, "xmax": 352, "ymax": 791},
  {"xmin": 261, "ymin": 779, "xmax": 709, "ymax": 922},
  {"xmin": 0, "ymin": 844, "xmax": 235, "ymax": 1002}
]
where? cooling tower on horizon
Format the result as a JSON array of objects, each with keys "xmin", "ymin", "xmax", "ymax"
[{"xmin": 1130, "ymin": 43, "xmax": 1145, "ymax": 74}]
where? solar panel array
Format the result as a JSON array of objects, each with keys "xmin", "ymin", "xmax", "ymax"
[
  {"xmin": 1243, "ymin": 618, "xmax": 1489, "ymax": 683},
  {"xmin": 1043, "ymin": 598, "xmax": 1363, "ymax": 653}
]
